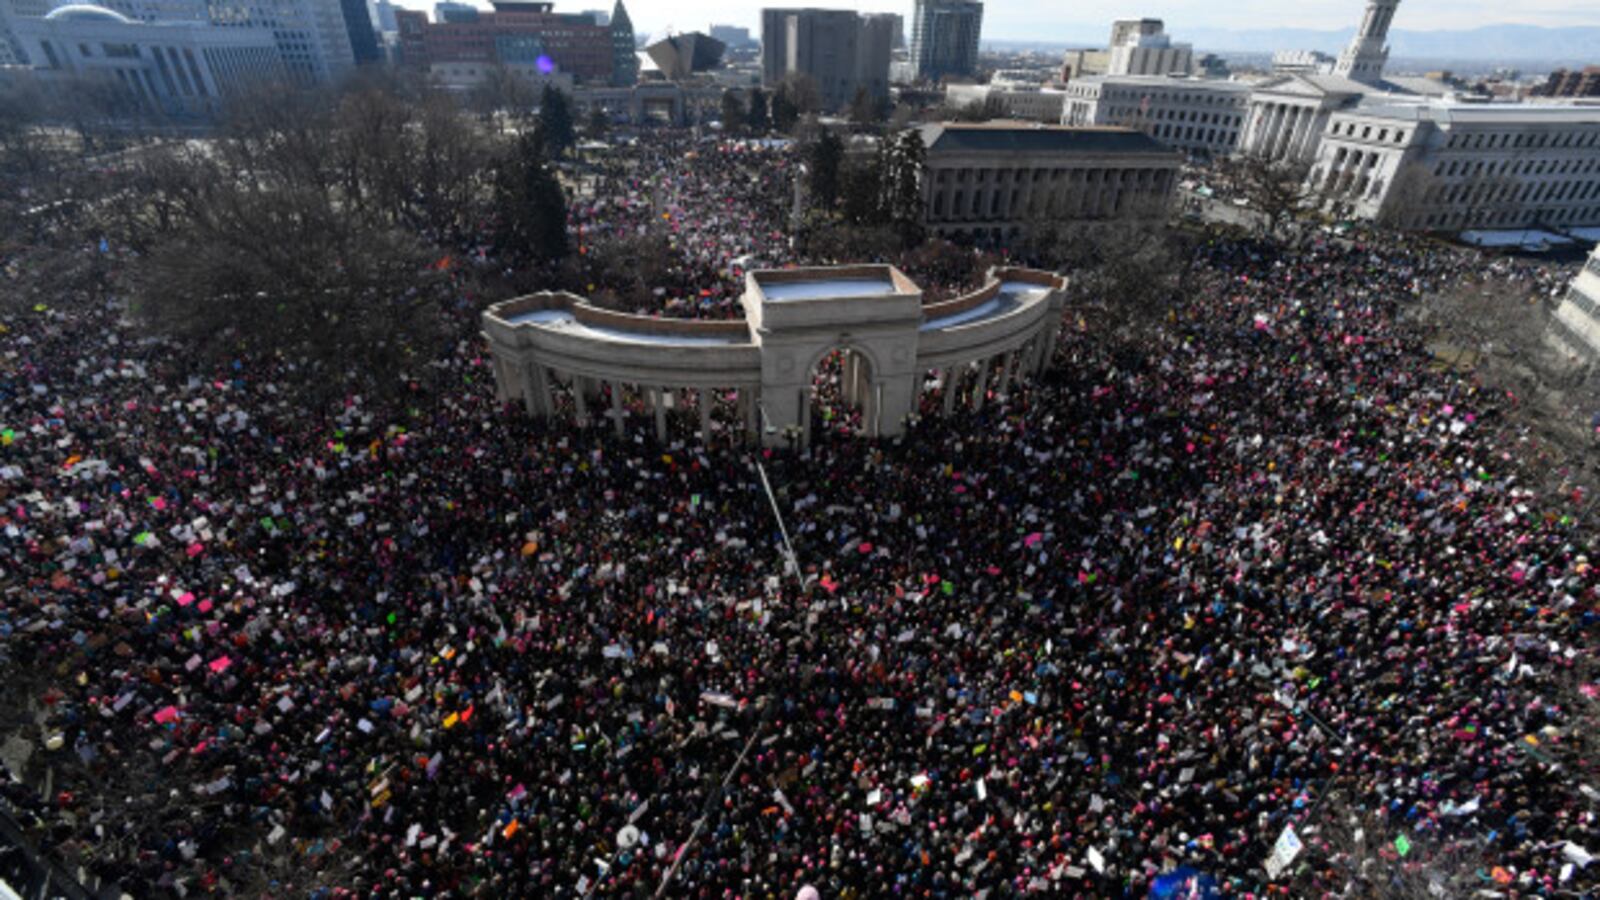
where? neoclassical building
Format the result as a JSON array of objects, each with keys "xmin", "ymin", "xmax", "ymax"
[
  {"xmin": 483, "ymin": 266, "xmax": 1069, "ymax": 446},
  {"xmin": 1056, "ymin": 0, "xmax": 1600, "ymax": 232},
  {"xmin": 917, "ymin": 123, "xmax": 1180, "ymax": 242}
]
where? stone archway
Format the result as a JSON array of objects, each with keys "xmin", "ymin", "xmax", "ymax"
[{"xmin": 805, "ymin": 342, "xmax": 880, "ymax": 443}]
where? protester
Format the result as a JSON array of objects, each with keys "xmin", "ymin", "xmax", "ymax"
[{"xmin": 0, "ymin": 134, "xmax": 1595, "ymax": 900}]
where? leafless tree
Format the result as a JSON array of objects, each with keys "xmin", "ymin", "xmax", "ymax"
[
  {"xmin": 1300, "ymin": 790, "xmax": 1485, "ymax": 899},
  {"xmin": 91, "ymin": 80, "xmax": 500, "ymax": 399},
  {"xmin": 1026, "ymin": 197, "xmax": 1194, "ymax": 338},
  {"xmin": 1219, "ymin": 154, "xmax": 1318, "ymax": 236}
]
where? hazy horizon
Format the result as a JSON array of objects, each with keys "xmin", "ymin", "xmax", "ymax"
[{"xmin": 386, "ymin": 0, "xmax": 1600, "ymax": 43}]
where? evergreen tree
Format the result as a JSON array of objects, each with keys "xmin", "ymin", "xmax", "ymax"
[
  {"xmin": 770, "ymin": 88, "xmax": 799, "ymax": 133},
  {"xmin": 746, "ymin": 88, "xmax": 770, "ymax": 133},
  {"xmin": 538, "ymin": 85, "xmax": 576, "ymax": 158},
  {"xmin": 494, "ymin": 131, "xmax": 570, "ymax": 264},
  {"xmin": 880, "ymin": 130, "xmax": 926, "ymax": 248},
  {"xmin": 806, "ymin": 131, "xmax": 844, "ymax": 211},
  {"xmin": 719, "ymin": 90, "xmax": 744, "ymax": 134},
  {"xmin": 840, "ymin": 159, "xmax": 884, "ymax": 226},
  {"xmin": 848, "ymin": 86, "xmax": 879, "ymax": 128}
]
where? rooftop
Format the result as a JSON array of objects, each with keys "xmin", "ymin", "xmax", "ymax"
[{"xmin": 918, "ymin": 122, "xmax": 1174, "ymax": 156}]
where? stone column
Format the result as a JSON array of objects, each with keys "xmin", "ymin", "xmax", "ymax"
[
  {"xmin": 863, "ymin": 379, "xmax": 879, "ymax": 438},
  {"xmin": 698, "ymin": 388, "xmax": 712, "ymax": 444},
  {"xmin": 970, "ymin": 358, "xmax": 990, "ymax": 413},
  {"xmin": 651, "ymin": 387, "xmax": 668, "ymax": 442},
  {"xmin": 1289, "ymin": 107, "xmax": 1315, "ymax": 160},
  {"xmin": 742, "ymin": 388, "xmax": 760, "ymax": 442},
  {"xmin": 573, "ymin": 374, "xmax": 589, "ymax": 425},
  {"xmin": 998, "ymin": 348, "xmax": 1018, "ymax": 397},
  {"xmin": 941, "ymin": 367, "xmax": 960, "ymax": 416},
  {"xmin": 525, "ymin": 363, "xmax": 552, "ymax": 418}
]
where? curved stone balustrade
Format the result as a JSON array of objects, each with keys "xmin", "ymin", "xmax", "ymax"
[{"xmin": 482, "ymin": 265, "xmax": 1070, "ymax": 446}]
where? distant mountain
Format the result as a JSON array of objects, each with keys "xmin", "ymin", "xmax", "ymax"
[
  {"xmin": 1183, "ymin": 24, "xmax": 1600, "ymax": 63},
  {"xmin": 985, "ymin": 24, "xmax": 1600, "ymax": 69}
]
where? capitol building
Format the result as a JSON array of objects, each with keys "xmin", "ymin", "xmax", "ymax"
[{"xmin": 1060, "ymin": 0, "xmax": 1600, "ymax": 233}]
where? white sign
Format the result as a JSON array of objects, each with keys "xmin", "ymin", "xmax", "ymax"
[{"xmin": 1264, "ymin": 824, "xmax": 1303, "ymax": 879}]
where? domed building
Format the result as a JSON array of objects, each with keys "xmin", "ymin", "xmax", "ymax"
[{"xmin": 6, "ymin": 1, "xmax": 282, "ymax": 116}]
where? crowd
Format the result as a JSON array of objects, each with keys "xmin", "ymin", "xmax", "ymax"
[
  {"xmin": 567, "ymin": 136, "xmax": 797, "ymax": 319},
  {"xmin": 1, "ymin": 133, "xmax": 1598, "ymax": 900}
]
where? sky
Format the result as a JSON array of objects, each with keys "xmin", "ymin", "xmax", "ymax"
[{"xmin": 387, "ymin": 0, "xmax": 1600, "ymax": 40}]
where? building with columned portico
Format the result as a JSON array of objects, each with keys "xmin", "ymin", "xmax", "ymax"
[
  {"xmin": 1057, "ymin": 0, "xmax": 1600, "ymax": 233},
  {"xmin": 482, "ymin": 266, "xmax": 1069, "ymax": 447}
]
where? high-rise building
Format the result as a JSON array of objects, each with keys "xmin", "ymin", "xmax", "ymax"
[
  {"xmin": 339, "ymin": 0, "xmax": 379, "ymax": 63},
  {"xmin": 608, "ymin": 0, "xmax": 634, "ymax": 86},
  {"xmin": 433, "ymin": 1, "xmax": 476, "ymax": 23},
  {"xmin": 372, "ymin": 0, "xmax": 396, "ymax": 31},
  {"xmin": 760, "ymin": 7, "xmax": 891, "ymax": 110},
  {"xmin": 1333, "ymin": 0, "xmax": 1397, "ymax": 84},
  {"xmin": 1105, "ymin": 18, "xmax": 1190, "ymax": 77},
  {"xmin": 908, "ymin": 0, "xmax": 980, "ymax": 83},
  {"xmin": 398, "ymin": 0, "xmax": 634, "ymax": 86}
]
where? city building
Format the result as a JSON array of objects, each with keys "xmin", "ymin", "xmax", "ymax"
[
  {"xmin": 1059, "ymin": 19, "xmax": 1191, "ymax": 83},
  {"xmin": 578, "ymin": 7, "xmax": 606, "ymax": 25},
  {"xmin": 760, "ymin": 7, "xmax": 891, "ymax": 110},
  {"xmin": 1108, "ymin": 18, "xmax": 1162, "ymax": 47},
  {"xmin": 80, "ymin": 0, "xmax": 355, "ymax": 84},
  {"xmin": 1332, "ymin": 0, "xmax": 1396, "ymax": 84},
  {"xmin": 1534, "ymin": 66, "xmax": 1600, "ymax": 99},
  {"xmin": 397, "ymin": 0, "xmax": 636, "ymax": 87},
  {"xmin": 707, "ymin": 24, "xmax": 752, "ymax": 50},
  {"xmin": 876, "ymin": 11, "xmax": 903, "ymax": 50},
  {"xmin": 1547, "ymin": 243, "xmax": 1600, "ymax": 362},
  {"xmin": 917, "ymin": 122, "xmax": 1180, "ymax": 241},
  {"xmin": 642, "ymin": 29, "xmax": 723, "ymax": 80},
  {"xmin": 8, "ymin": 3, "xmax": 281, "ymax": 112},
  {"xmin": 606, "ymin": 0, "xmax": 633, "ymax": 85},
  {"xmin": 372, "ymin": 0, "xmax": 397, "ymax": 32},
  {"xmin": 1238, "ymin": 73, "xmax": 1369, "ymax": 163},
  {"xmin": 1308, "ymin": 102, "xmax": 1600, "ymax": 231},
  {"xmin": 1272, "ymin": 50, "xmax": 1334, "ymax": 75},
  {"xmin": 945, "ymin": 80, "xmax": 1066, "ymax": 123},
  {"xmin": 1107, "ymin": 20, "xmax": 1191, "ymax": 77},
  {"xmin": 339, "ymin": 0, "xmax": 379, "ymax": 64},
  {"xmin": 1059, "ymin": 48, "xmax": 1109, "ymax": 82},
  {"xmin": 482, "ymin": 265, "xmax": 1069, "ymax": 446},
  {"xmin": 908, "ymin": 0, "xmax": 980, "ymax": 83},
  {"xmin": 433, "ymin": 1, "xmax": 476, "ymax": 23},
  {"xmin": 1061, "ymin": 75, "xmax": 1251, "ymax": 159}
]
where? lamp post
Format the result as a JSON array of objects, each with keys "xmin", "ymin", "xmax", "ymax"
[{"xmin": 790, "ymin": 162, "xmax": 809, "ymax": 251}]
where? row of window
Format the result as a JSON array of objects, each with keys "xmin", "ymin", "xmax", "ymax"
[
  {"xmin": 1444, "ymin": 129, "xmax": 1599, "ymax": 150},
  {"xmin": 1427, "ymin": 178, "xmax": 1600, "ymax": 206},
  {"xmin": 1107, "ymin": 89, "xmax": 1244, "ymax": 109},
  {"xmin": 929, "ymin": 182, "xmax": 1164, "ymax": 220},
  {"xmin": 1148, "ymin": 122, "xmax": 1239, "ymax": 148},
  {"xmin": 1433, "ymin": 156, "xmax": 1600, "ymax": 179},
  {"xmin": 1329, "ymin": 120, "xmax": 1410, "ymax": 144},
  {"xmin": 932, "ymin": 167, "xmax": 1172, "ymax": 185},
  {"xmin": 1566, "ymin": 282, "xmax": 1600, "ymax": 324},
  {"xmin": 1408, "ymin": 206, "xmax": 1600, "ymax": 229}
]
